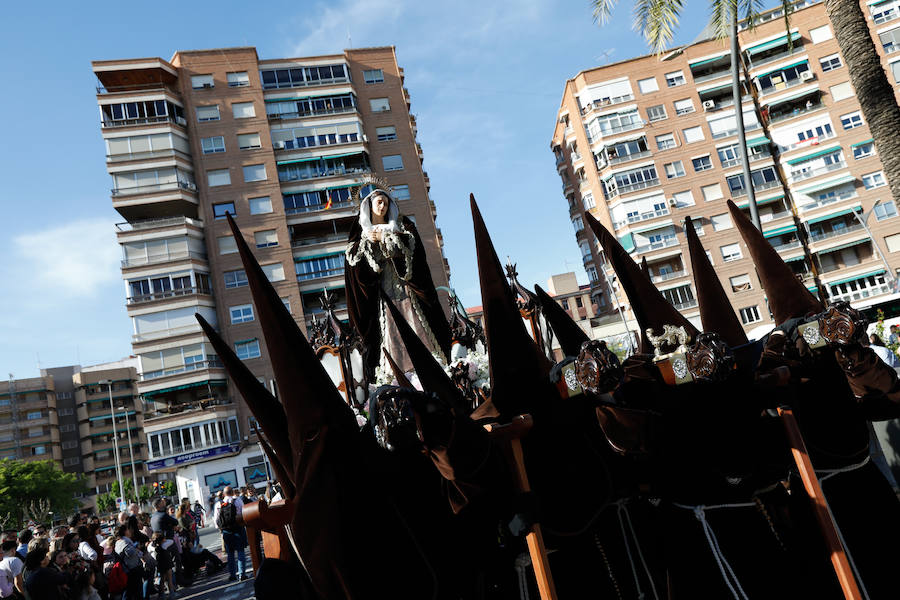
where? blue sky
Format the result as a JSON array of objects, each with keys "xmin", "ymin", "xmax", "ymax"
[{"xmin": 0, "ymin": 0, "xmax": 733, "ymax": 378}]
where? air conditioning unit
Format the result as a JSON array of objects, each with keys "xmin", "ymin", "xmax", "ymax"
[
  {"xmin": 703, "ymin": 99, "xmax": 716, "ymax": 111},
  {"xmin": 175, "ymin": 116, "xmax": 187, "ymax": 126},
  {"xmin": 273, "ymin": 141, "xmax": 285, "ymax": 150},
  {"xmin": 800, "ymin": 71, "xmax": 814, "ymax": 81},
  {"xmin": 362, "ymin": 134, "xmax": 369, "ymax": 143},
  {"xmin": 668, "ymin": 197, "xmax": 678, "ymax": 207}
]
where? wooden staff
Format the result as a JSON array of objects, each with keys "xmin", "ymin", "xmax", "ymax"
[
  {"xmin": 777, "ymin": 406, "xmax": 862, "ymax": 600},
  {"xmin": 484, "ymin": 414, "xmax": 558, "ymax": 600}
]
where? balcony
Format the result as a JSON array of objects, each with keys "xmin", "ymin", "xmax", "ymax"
[
  {"xmin": 127, "ymin": 286, "xmax": 211, "ymax": 305},
  {"xmin": 141, "ymin": 359, "xmax": 224, "ymax": 382},
  {"xmin": 634, "ymin": 237, "xmax": 679, "ymax": 254},
  {"xmin": 759, "ymin": 74, "xmax": 817, "ymax": 97},
  {"xmin": 830, "ymin": 282, "xmax": 893, "ymax": 304},
  {"xmin": 102, "ymin": 114, "xmax": 185, "ymax": 129},
  {"xmin": 115, "ymin": 216, "xmax": 203, "ymax": 233},
  {"xmin": 760, "ymin": 209, "xmax": 792, "ymax": 223},
  {"xmin": 799, "ymin": 189, "xmax": 856, "ymax": 211},
  {"xmin": 673, "ymin": 298, "xmax": 699, "ymax": 311},
  {"xmin": 285, "ymin": 201, "xmax": 354, "ymax": 216},
  {"xmin": 789, "ymin": 161, "xmax": 847, "ymax": 184},
  {"xmin": 297, "ymin": 266, "xmax": 345, "ymax": 282},
  {"xmin": 768, "ymin": 101, "xmax": 824, "ymax": 126},
  {"xmin": 107, "ymin": 147, "xmax": 192, "ymax": 164},
  {"xmin": 778, "ymin": 130, "xmax": 837, "ymax": 153},
  {"xmin": 617, "ymin": 178, "xmax": 661, "ymax": 196},
  {"xmin": 592, "ymin": 121, "xmax": 644, "ymax": 141},
  {"xmin": 291, "ymin": 233, "xmax": 347, "ymax": 248},
  {"xmin": 711, "ymin": 122, "xmax": 762, "ymax": 140},
  {"xmin": 122, "ymin": 250, "xmax": 206, "ymax": 268},
  {"xmin": 808, "ymin": 222, "xmax": 865, "ymax": 243},
  {"xmin": 608, "ymin": 150, "xmax": 652, "ymax": 166},
  {"xmin": 747, "ymin": 47, "xmax": 806, "ymax": 70},
  {"xmin": 111, "ymin": 180, "xmax": 197, "ymax": 197},
  {"xmin": 692, "ymin": 69, "xmax": 732, "ymax": 85},
  {"xmin": 580, "ymin": 95, "xmax": 636, "ymax": 115},
  {"xmin": 277, "ymin": 165, "xmax": 370, "ymax": 184},
  {"xmin": 132, "ymin": 323, "xmax": 205, "ymax": 343},
  {"xmin": 720, "ymin": 150, "xmax": 772, "ymax": 169},
  {"xmin": 143, "ymin": 396, "xmax": 234, "ymax": 424},
  {"xmin": 613, "ymin": 207, "xmax": 670, "ymax": 230},
  {"xmin": 651, "ymin": 269, "xmax": 687, "ymax": 283},
  {"xmin": 772, "ymin": 239, "xmax": 802, "ymax": 252},
  {"xmin": 267, "ymin": 104, "xmax": 356, "ymax": 121},
  {"xmin": 732, "ymin": 179, "xmax": 781, "ymax": 197}
]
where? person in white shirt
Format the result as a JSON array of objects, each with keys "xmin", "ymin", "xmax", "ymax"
[
  {"xmin": 0, "ymin": 540, "xmax": 24, "ymax": 599},
  {"xmin": 213, "ymin": 486, "xmax": 247, "ymax": 582}
]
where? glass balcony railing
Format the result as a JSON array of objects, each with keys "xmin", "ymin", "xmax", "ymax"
[
  {"xmin": 116, "ymin": 216, "xmax": 203, "ymax": 232},
  {"xmin": 297, "ymin": 267, "xmax": 345, "ymax": 282},
  {"xmin": 111, "ymin": 180, "xmax": 196, "ymax": 196},
  {"xmin": 617, "ymin": 178, "xmax": 661, "ymax": 195},
  {"xmin": 141, "ymin": 359, "xmax": 224, "ymax": 381},
  {"xmin": 285, "ymin": 201, "xmax": 354, "ymax": 216},
  {"xmin": 127, "ymin": 286, "xmax": 211, "ymax": 305},
  {"xmin": 789, "ymin": 160, "xmax": 847, "ymax": 183},
  {"xmin": 634, "ymin": 237, "xmax": 679, "ymax": 254},
  {"xmin": 122, "ymin": 250, "xmax": 207, "ymax": 268},
  {"xmin": 651, "ymin": 270, "xmax": 687, "ymax": 283},
  {"xmin": 613, "ymin": 207, "xmax": 670, "ymax": 230},
  {"xmin": 808, "ymin": 223, "xmax": 865, "ymax": 243},
  {"xmin": 608, "ymin": 150, "xmax": 652, "ymax": 166}
]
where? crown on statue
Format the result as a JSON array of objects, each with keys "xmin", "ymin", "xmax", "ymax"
[{"xmin": 350, "ymin": 172, "xmax": 393, "ymax": 204}]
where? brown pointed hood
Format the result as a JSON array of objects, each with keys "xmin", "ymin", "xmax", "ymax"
[
  {"xmin": 383, "ymin": 294, "xmax": 469, "ymax": 414},
  {"xmin": 382, "ymin": 348, "xmax": 413, "ymax": 389},
  {"xmin": 584, "ymin": 212, "xmax": 699, "ymax": 353},
  {"xmin": 471, "ymin": 194, "xmax": 554, "ymax": 417},
  {"xmin": 252, "ymin": 423, "xmax": 296, "ymax": 499},
  {"xmin": 640, "ymin": 256, "xmax": 650, "ymax": 281},
  {"xmin": 684, "ymin": 215, "xmax": 748, "ymax": 347},
  {"xmin": 534, "ymin": 284, "xmax": 588, "ymax": 357},
  {"xmin": 726, "ymin": 200, "xmax": 822, "ymax": 324},
  {"xmin": 196, "ymin": 313, "xmax": 294, "ymax": 490}
]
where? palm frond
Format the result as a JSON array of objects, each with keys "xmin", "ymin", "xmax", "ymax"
[
  {"xmin": 742, "ymin": 0, "xmax": 766, "ymax": 29},
  {"xmin": 634, "ymin": 0, "xmax": 685, "ymax": 54},
  {"xmin": 591, "ymin": 0, "xmax": 620, "ymax": 25},
  {"xmin": 781, "ymin": 0, "xmax": 795, "ymax": 50},
  {"xmin": 709, "ymin": 0, "xmax": 735, "ymax": 42}
]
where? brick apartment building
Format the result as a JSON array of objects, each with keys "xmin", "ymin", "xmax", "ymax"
[
  {"xmin": 91, "ymin": 46, "xmax": 449, "ymax": 503},
  {"xmin": 553, "ymin": 0, "xmax": 900, "ymax": 336}
]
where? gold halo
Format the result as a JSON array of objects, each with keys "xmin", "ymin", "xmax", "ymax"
[{"xmin": 350, "ymin": 173, "xmax": 392, "ymax": 204}]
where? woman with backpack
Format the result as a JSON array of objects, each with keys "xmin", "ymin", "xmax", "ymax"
[
  {"xmin": 112, "ymin": 525, "xmax": 143, "ymax": 600},
  {"xmin": 212, "ymin": 487, "xmax": 246, "ymax": 582}
]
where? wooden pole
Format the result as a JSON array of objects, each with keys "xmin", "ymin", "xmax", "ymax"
[
  {"xmin": 777, "ymin": 406, "xmax": 862, "ymax": 600},
  {"xmin": 485, "ymin": 415, "xmax": 558, "ymax": 600}
]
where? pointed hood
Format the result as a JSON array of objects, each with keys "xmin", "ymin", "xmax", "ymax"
[
  {"xmin": 534, "ymin": 284, "xmax": 588, "ymax": 357},
  {"xmin": 640, "ymin": 256, "xmax": 650, "ymax": 281},
  {"xmin": 252, "ymin": 423, "xmax": 296, "ymax": 499},
  {"xmin": 196, "ymin": 314, "xmax": 294, "ymax": 487},
  {"xmin": 726, "ymin": 200, "xmax": 822, "ymax": 324},
  {"xmin": 382, "ymin": 348, "xmax": 413, "ymax": 389},
  {"xmin": 471, "ymin": 195, "xmax": 553, "ymax": 416},
  {"xmin": 383, "ymin": 294, "xmax": 468, "ymax": 413},
  {"xmin": 684, "ymin": 215, "xmax": 748, "ymax": 347},
  {"xmin": 584, "ymin": 212, "xmax": 699, "ymax": 353}
]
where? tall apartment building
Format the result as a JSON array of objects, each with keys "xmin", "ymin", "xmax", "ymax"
[
  {"xmin": 553, "ymin": 0, "xmax": 900, "ymax": 336},
  {"xmin": 0, "ymin": 376, "xmax": 61, "ymax": 463},
  {"xmin": 91, "ymin": 46, "xmax": 448, "ymax": 503}
]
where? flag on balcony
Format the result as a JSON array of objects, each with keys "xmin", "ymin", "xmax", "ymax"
[{"xmin": 324, "ymin": 189, "xmax": 333, "ymax": 210}]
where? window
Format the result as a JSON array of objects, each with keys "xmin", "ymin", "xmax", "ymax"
[
  {"xmin": 702, "ymin": 183, "xmax": 723, "ymax": 202},
  {"xmin": 711, "ymin": 213, "xmax": 732, "ymax": 231},
  {"xmin": 674, "ymin": 98, "xmax": 694, "ymax": 115},
  {"xmin": 665, "ymin": 70, "xmax": 686, "ymax": 87},
  {"xmin": 376, "ymin": 126, "xmax": 397, "ymax": 141},
  {"xmin": 638, "ymin": 77, "xmax": 659, "ymax": 94},
  {"xmin": 255, "ymin": 230, "xmax": 278, "ymax": 248},
  {"xmin": 830, "ymin": 82, "xmax": 854, "ymax": 101},
  {"xmin": 201, "ymin": 136, "xmax": 225, "ymax": 154},
  {"xmin": 370, "ymin": 97, "xmax": 390, "ymax": 112},
  {"xmin": 683, "ymin": 126, "xmax": 705, "ymax": 143},
  {"xmin": 235, "ymin": 339, "xmax": 261, "ymax": 360},
  {"xmin": 281, "ymin": 297, "xmax": 292, "ymax": 313},
  {"xmin": 873, "ymin": 1, "xmax": 900, "ymax": 24},
  {"xmin": 208, "ymin": 169, "xmax": 231, "ymax": 187},
  {"xmin": 383, "ymin": 155, "xmax": 403, "ymax": 171},
  {"xmin": 63, "ymin": 457, "xmax": 80, "ymax": 467},
  {"xmin": 196, "ymin": 105, "xmax": 220, "ymax": 122},
  {"xmin": 672, "ymin": 190, "xmax": 695, "ymax": 207},
  {"xmin": 296, "ymin": 254, "xmax": 343, "ymax": 280},
  {"xmin": 853, "ymin": 142, "xmax": 875, "ymax": 159},
  {"xmin": 218, "ymin": 235, "xmax": 237, "ymax": 254},
  {"xmin": 58, "ymin": 407, "xmax": 74, "ymax": 416},
  {"xmin": 656, "ymin": 133, "xmax": 676, "ymax": 150},
  {"xmin": 863, "ymin": 171, "xmax": 887, "ymax": 189},
  {"xmin": 248, "ymin": 196, "xmax": 273, "ymax": 215},
  {"xmin": 26, "ymin": 411, "xmax": 41, "ymax": 420},
  {"xmin": 561, "ymin": 299, "xmax": 570, "ymax": 310},
  {"xmin": 227, "ymin": 71, "xmax": 250, "ymax": 87},
  {"xmin": 739, "ymin": 306, "xmax": 761, "ymax": 325},
  {"xmin": 582, "ymin": 193, "xmax": 596, "ymax": 209},
  {"xmin": 364, "ymin": 69, "xmax": 384, "ymax": 83},
  {"xmin": 647, "ymin": 104, "xmax": 667, "ymax": 122},
  {"xmin": 230, "ymin": 304, "xmax": 254, "ymax": 324},
  {"xmin": 573, "ymin": 216, "xmax": 584, "ymax": 232},
  {"xmin": 809, "ymin": 25, "xmax": 833, "ymax": 44},
  {"xmin": 261, "ymin": 263, "xmax": 286, "ymax": 282},
  {"xmin": 875, "ymin": 201, "xmax": 898, "ymax": 221},
  {"xmin": 233, "ymin": 102, "xmax": 256, "ymax": 119},
  {"xmin": 692, "ymin": 155, "xmax": 713, "ymax": 172},
  {"xmin": 841, "ymin": 112, "xmax": 863, "ymax": 130},
  {"xmin": 819, "ymin": 54, "xmax": 842, "ymax": 72},
  {"xmin": 213, "ymin": 202, "xmax": 235, "ymax": 219},
  {"xmin": 224, "ymin": 269, "xmax": 248, "ymax": 288},
  {"xmin": 392, "ymin": 185, "xmax": 410, "ymax": 200},
  {"xmin": 664, "ymin": 161, "xmax": 685, "ymax": 178},
  {"xmin": 62, "ymin": 440, "xmax": 78, "ymax": 450},
  {"xmin": 31, "ymin": 446, "xmax": 46, "ymax": 456},
  {"xmin": 243, "ymin": 164, "xmax": 267, "ymax": 182},
  {"xmin": 260, "ymin": 64, "xmax": 348, "ymax": 89},
  {"xmin": 730, "ymin": 274, "xmax": 752, "ymax": 292},
  {"xmin": 721, "ymin": 243, "xmax": 742, "ymax": 262},
  {"xmin": 238, "ymin": 133, "xmax": 262, "ymax": 150},
  {"xmin": 587, "ymin": 266, "xmax": 598, "ymax": 282},
  {"xmin": 191, "ymin": 74, "xmax": 214, "ymax": 89}
]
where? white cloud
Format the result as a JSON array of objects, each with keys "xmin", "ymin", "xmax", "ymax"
[{"xmin": 12, "ymin": 218, "xmax": 120, "ymax": 297}]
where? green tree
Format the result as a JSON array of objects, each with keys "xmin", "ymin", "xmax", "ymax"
[
  {"xmin": 161, "ymin": 481, "xmax": 176, "ymax": 498},
  {"xmin": 0, "ymin": 460, "xmax": 84, "ymax": 526},
  {"xmin": 138, "ymin": 484, "xmax": 152, "ymax": 506},
  {"xmin": 96, "ymin": 493, "xmax": 114, "ymax": 516}
]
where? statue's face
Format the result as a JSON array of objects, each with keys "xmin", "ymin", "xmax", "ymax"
[{"xmin": 372, "ymin": 193, "xmax": 389, "ymax": 219}]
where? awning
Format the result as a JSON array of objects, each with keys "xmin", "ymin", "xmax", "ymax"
[
  {"xmin": 868, "ymin": 0, "xmax": 894, "ymax": 6},
  {"xmin": 851, "ymin": 138, "xmax": 874, "ymax": 148},
  {"xmin": 141, "ymin": 379, "xmax": 227, "ymax": 398},
  {"xmin": 602, "ymin": 133, "xmax": 646, "ymax": 148},
  {"xmin": 264, "ymin": 91, "xmax": 350, "ymax": 103},
  {"xmin": 735, "ymin": 194, "xmax": 784, "ymax": 208},
  {"xmin": 277, "ymin": 151, "xmax": 362, "ymax": 166},
  {"xmin": 618, "ymin": 233, "xmax": 635, "ymax": 253},
  {"xmin": 746, "ymin": 32, "xmax": 802, "ymax": 56},
  {"xmin": 689, "ymin": 53, "xmax": 729, "ymax": 68},
  {"xmin": 766, "ymin": 87, "xmax": 820, "ymax": 108},
  {"xmin": 88, "ymin": 410, "xmax": 136, "ymax": 422},
  {"xmin": 806, "ymin": 205, "xmax": 860, "ymax": 225},
  {"xmin": 746, "ymin": 136, "xmax": 770, "ymax": 147},
  {"xmin": 756, "ymin": 60, "xmax": 809, "ymax": 80},
  {"xmin": 96, "ymin": 461, "xmax": 144, "ymax": 473},
  {"xmin": 763, "ymin": 225, "xmax": 797, "ymax": 238},
  {"xmin": 300, "ymin": 284, "xmax": 346, "ymax": 296},
  {"xmin": 828, "ymin": 269, "xmax": 885, "ymax": 287},
  {"xmin": 785, "ymin": 255, "xmax": 806, "ymax": 262},
  {"xmin": 631, "ymin": 219, "xmax": 673, "ymax": 234},
  {"xmin": 698, "ymin": 83, "xmax": 731, "ymax": 95},
  {"xmin": 233, "ymin": 338, "xmax": 257, "ymax": 345},
  {"xmin": 295, "ymin": 251, "xmax": 344, "ymax": 262},
  {"xmin": 817, "ymin": 238, "xmax": 870, "ymax": 254},
  {"xmin": 795, "ymin": 173, "xmax": 855, "ymax": 195},
  {"xmin": 786, "ymin": 145, "xmax": 842, "ymax": 165}
]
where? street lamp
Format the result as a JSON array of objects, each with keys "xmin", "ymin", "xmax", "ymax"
[
  {"xmin": 852, "ymin": 202, "xmax": 896, "ymax": 289},
  {"xmin": 102, "ymin": 380, "xmax": 125, "ymax": 512},
  {"xmin": 120, "ymin": 405, "xmax": 139, "ymax": 506}
]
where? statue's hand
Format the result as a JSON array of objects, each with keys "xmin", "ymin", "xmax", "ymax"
[{"xmin": 367, "ymin": 229, "xmax": 381, "ymax": 242}]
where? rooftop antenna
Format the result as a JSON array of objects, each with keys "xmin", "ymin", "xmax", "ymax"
[
  {"xmin": 347, "ymin": 26, "xmax": 352, "ymax": 49},
  {"xmin": 595, "ymin": 49, "xmax": 615, "ymax": 64}
]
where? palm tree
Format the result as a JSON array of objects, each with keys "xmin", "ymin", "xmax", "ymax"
[{"xmin": 592, "ymin": 0, "xmax": 900, "ymax": 209}]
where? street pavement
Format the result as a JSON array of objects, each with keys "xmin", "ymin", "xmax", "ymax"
[{"xmin": 177, "ymin": 525, "xmax": 255, "ymax": 600}]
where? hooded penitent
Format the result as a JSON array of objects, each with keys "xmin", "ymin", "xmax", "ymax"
[
  {"xmin": 584, "ymin": 212, "xmax": 699, "ymax": 354},
  {"xmin": 533, "ymin": 284, "xmax": 589, "ymax": 358},
  {"xmin": 683, "ymin": 215, "xmax": 748, "ymax": 347},
  {"xmin": 198, "ymin": 215, "xmax": 437, "ymax": 600},
  {"xmin": 640, "ymin": 256, "xmax": 650, "ymax": 281},
  {"xmin": 726, "ymin": 200, "xmax": 822, "ymax": 324}
]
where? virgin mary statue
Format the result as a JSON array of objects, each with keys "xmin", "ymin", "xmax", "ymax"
[{"xmin": 345, "ymin": 187, "xmax": 452, "ymax": 376}]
